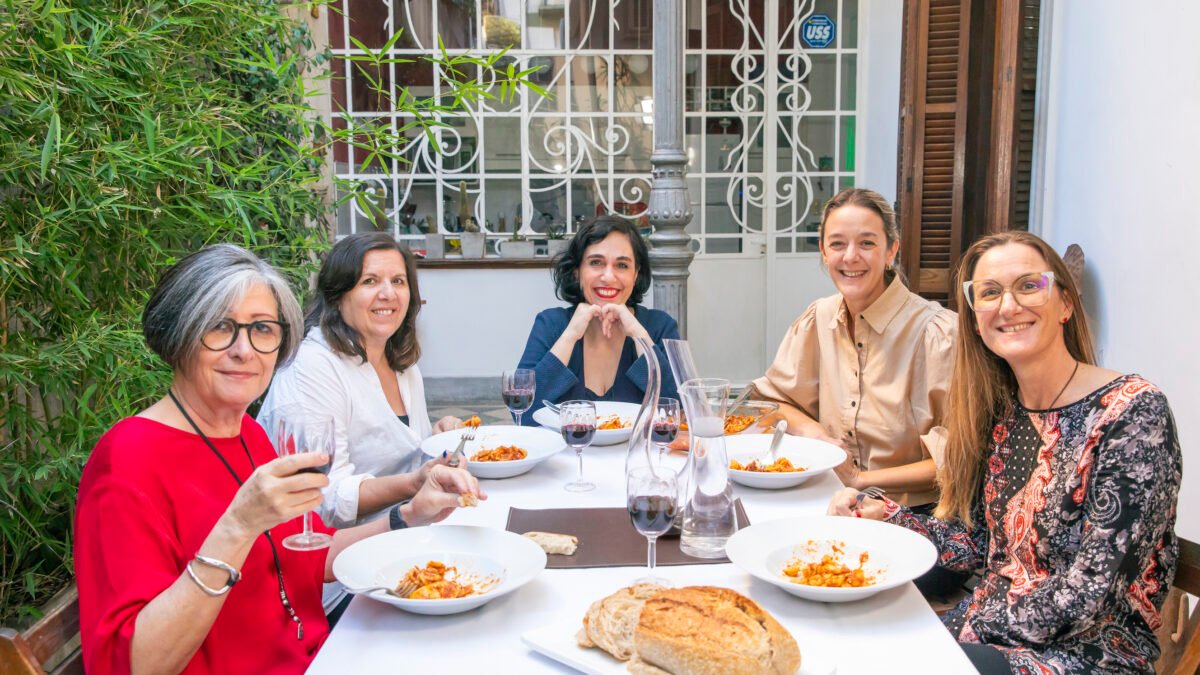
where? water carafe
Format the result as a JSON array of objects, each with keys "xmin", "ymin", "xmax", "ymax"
[{"xmin": 677, "ymin": 378, "xmax": 737, "ymax": 558}]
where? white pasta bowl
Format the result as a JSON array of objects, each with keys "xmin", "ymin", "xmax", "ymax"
[
  {"xmin": 531, "ymin": 401, "xmax": 641, "ymax": 446},
  {"xmin": 421, "ymin": 425, "xmax": 565, "ymax": 479},
  {"xmin": 725, "ymin": 435, "xmax": 847, "ymax": 489},
  {"xmin": 333, "ymin": 525, "xmax": 547, "ymax": 615},
  {"xmin": 726, "ymin": 515, "xmax": 937, "ymax": 603}
]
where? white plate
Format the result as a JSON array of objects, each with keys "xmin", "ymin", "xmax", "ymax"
[
  {"xmin": 421, "ymin": 425, "xmax": 565, "ymax": 479},
  {"xmin": 726, "ymin": 436, "xmax": 847, "ymax": 489},
  {"xmin": 726, "ymin": 515, "xmax": 937, "ymax": 603},
  {"xmin": 333, "ymin": 525, "xmax": 546, "ymax": 615},
  {"xmin": 521, "ymin": 622, "xmax": 836, "ymax": 675},
  {"xmin": 531, "ymin": 401, "xmax": 641, "ymax": 446}
]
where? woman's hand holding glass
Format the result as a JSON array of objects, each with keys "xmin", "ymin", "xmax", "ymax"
[
  {"xmin": 273, "ymin": 412, "xmax": 336, "ymax": 551},
  {"xmin": 222, "ymin": 452, "xmax": 331, "ymax": 540}
]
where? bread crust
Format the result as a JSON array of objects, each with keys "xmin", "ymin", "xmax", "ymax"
[
  {"xmin": 576, "ymin": 583, "xmax": 665, "ymax": 661},
  {"xmin": 523, "ymin": 531, "xmax": 578, "ymax": 555},
  {"xmin": 633, "ymin": 586, "xmax": 800, "ymax": 675}
]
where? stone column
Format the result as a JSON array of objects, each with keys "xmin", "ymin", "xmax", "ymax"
[{"xmin": 646, "ymin": 0, "xmax": 695, "ymax": 337}]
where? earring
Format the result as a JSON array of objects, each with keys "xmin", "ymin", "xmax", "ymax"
[{"xmin": 1061, "ymin": 316, "xmax": 1069, "ymax": 324}]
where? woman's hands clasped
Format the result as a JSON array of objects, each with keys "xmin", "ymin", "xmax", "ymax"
[
  {"xmin": 564, "ymin": 302, "xmax": 649, "ymax": 341},
  {"xmin": 224, "ymin": 452, "xmax": 331, "ymax": 539}
]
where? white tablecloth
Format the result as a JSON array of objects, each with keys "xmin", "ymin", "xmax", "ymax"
[{"xmin": 308, "ymin": 442, "xmax": 977, "ymax": 674}]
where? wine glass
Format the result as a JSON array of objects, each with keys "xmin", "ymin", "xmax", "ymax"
[
  {"xmin": 650, "ymin": 397, "xmax": 680, "ymax": 456},
  {"xmin": 626, "ymin": 465, "xmax": 678, "ymax": 585},
  {"xmin": 273, "ymin": 409, "xmax": 335, "ymax": 551},
  {"xmin": 502, "ymin": 368, "xmax": 536, "ymax": 426},
  {"xmin": 560, "ymin": 400, "xmax": 596, "ymax": 492}
]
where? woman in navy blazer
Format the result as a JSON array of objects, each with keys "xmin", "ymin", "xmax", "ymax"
[{"xmin": 517, "ymin": 216, "xmax": 679, "ymax": 424}]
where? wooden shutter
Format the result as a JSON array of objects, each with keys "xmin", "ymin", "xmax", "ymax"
[
  {"xmin": 897, "ymin": 0, "xmax": 1043, "ymax": 305},
  {"xmin": 897, "ymin": 0, "xmax": 972, "ymax": 305},
  {"xmin": 985, "ymin": 0, "xmax": 1043, "ymax": 233}
]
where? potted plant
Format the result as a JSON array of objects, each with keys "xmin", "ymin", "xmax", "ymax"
[
  {"xmin": 497, "ymin": 230, "xmax": 535, "ymax": 258},
  {"xmin": 545, "ymin": 223, "xmax": 569, "ymax": 259},
  {"xmin": 422, "ymin": 215, "xmax": 445, "ymax": 259}
]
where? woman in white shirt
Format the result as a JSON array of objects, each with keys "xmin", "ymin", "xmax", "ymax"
[{"xmin": 259, "ymin": 233, "xmax": 472, "ymax": 531}]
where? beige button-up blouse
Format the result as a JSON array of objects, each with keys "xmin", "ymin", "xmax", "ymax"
[{"xmin": 752, "ymin": 279, "xmax": 956, "ymax": 506}]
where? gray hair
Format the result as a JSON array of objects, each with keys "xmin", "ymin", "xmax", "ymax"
[{"xmin": 142, "ymin": 244, "xmax": 303, "ymax": 371}]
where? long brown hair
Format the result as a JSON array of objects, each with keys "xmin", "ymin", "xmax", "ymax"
[
  {"xmin": 936, "ymin": 231, "xmax": 1097, "ymax": 525},
  {"xmin": 305, "ymin": 232, "xmax": 422, "ymax": 373},
  {"xmin": 819, "ymin": 187, "xmax": 906, "ymax": 286}
]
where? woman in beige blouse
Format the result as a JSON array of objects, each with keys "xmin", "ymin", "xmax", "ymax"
[{"xmin": 752, "ymin": 188, "xmax": 955, "ymax": 508}]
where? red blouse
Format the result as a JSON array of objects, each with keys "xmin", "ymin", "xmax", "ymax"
[{"xmin": 75, "ymin": 415, "xmax": 333, "ymax": 674}]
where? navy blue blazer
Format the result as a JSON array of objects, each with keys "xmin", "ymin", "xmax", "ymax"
[{"xmin": 516, "ymin": 305, "xmax": 680, "ymax": 425}]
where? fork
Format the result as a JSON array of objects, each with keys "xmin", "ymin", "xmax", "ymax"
[
  {"xmin": 447, "ymin": 425, "xmax": 476, "ymax": 467},
  {"xmin": 854, "ymin": 486, "xmax": 887, "ymax": 514},
  {"xmin": 345, "ymin": 581, "xmax": 416, "ymax": 598}
]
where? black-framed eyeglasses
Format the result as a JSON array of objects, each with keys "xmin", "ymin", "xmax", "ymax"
[
  {"xmin": 201, "ymin": 319, "xmax": 286, "ymax": 353},
  {"xmin": 962, "ymin": 271, "xmax": 1056, "ymax": 312}
]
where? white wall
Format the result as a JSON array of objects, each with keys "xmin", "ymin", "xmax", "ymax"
[
  {"xmin": 858, "ymin": 0, "xmax": 903, "ymax": 204},
  {"xmin": 416, "ymin": 267, "xmax": 560, "ymax": 377},
  {"xmin": 1037, "ymin": 0, "xmax": 1200, "ymax": 541}
]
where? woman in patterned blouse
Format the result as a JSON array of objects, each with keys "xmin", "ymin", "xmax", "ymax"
[{"xmin": 830, "ymin": 231, "xmax": 1181, "ymax": 674}]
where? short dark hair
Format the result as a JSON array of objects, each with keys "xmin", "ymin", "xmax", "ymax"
[
  {"xmin": 305, "ymin": 232, "xmax": 422, "ymax": 373},
  {"xmin": 552, "ymin": 215, "xmax": 652, "ymax": 306},
  {"xmin": 142, "ymin": 244, "xmax": 302, "ymax": 371}
]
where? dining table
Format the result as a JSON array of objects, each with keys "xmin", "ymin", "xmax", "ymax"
[{"xmin": 307, "ymin": 436, "xmax": 978, "ymax": 674}]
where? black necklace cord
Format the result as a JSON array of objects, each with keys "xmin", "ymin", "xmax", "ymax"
[{"xmin": 168, "ymin": 389, "xmax": 305, "ymax": 640}]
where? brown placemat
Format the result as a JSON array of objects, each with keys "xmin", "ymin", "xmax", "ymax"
[{"xmin": 505, "ymin": 500, "xmax": 750, "ymax": 568}]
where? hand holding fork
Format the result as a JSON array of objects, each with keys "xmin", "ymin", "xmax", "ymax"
[
  {"xmin": 853, "ymin": 486, "xmax": 886, "ymax": 517},
  {"xmin": 826, "ymin": 486, "xmax": 887, "ymax": 519}
]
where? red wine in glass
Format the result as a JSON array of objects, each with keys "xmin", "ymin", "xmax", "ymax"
[
  {"xmin": 297, "ymin": 451, "xmax": 333, "ymax": 475},
  {"xmin": 650, "ymin": 420, "xmax": 679, "ymax": 445},
  {"xmin": 628, "ymin": 494, "xmax": 677, "ymax": 535},
  {"xmin": 502, "ymin": 388, "xmax": 534, "ymax": 411},
  {"xmin": 502, "ymin": 369, "xmax": 536, "ymax": 426},
  {"xmin": 561, "ymin": 423, "xmax": 596, "ymax": 447}
]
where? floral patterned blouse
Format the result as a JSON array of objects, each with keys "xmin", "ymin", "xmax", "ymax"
[{"xmin": 884, "ymin": 375, "xmax": 1181, "ymax": 673}]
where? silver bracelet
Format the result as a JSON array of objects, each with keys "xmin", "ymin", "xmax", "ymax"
[{"xmin": 186, "ymin": 554, "xmax": 241, "ymax": 596}]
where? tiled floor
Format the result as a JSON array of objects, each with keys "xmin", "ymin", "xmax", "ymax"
[{"xmin": 428, "ymin": 402, "xmax": 515, "ymax": 426}]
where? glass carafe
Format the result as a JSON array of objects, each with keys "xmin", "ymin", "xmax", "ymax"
[
  {"xmin": 676, "ymin": 378, "xmax": 737, "ymax": 558},
  {"xmin": 625, "ymin": 337, "xmax": 690, "ymax": 537}
]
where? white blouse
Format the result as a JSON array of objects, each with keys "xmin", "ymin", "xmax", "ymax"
[{"xmin": 258, "ymin": 327, "xmax": 433, "ymax": 528}]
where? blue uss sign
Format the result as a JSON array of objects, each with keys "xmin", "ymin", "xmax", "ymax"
[{"xmin": 801, "ymin": 14, "xmax": 836, "ymax": 49}]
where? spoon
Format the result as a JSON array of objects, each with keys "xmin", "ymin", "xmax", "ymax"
[
  {"xmin": 760, "ymin": 420, "xmax": 788, "ymax": 464},
  {"xmin": 541, "ymin": 399, "xmax": 562, "ymax": 415},
  {"xmin": 727, "ymin": 386, "xmax": 754, "ymax": 415}
]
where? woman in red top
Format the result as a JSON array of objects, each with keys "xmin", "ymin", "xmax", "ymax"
[{"xmin": 75, "ymin": 244, "xmax": 483, "ymax": 674}]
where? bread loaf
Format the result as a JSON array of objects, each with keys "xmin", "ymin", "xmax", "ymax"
[
  {"xmin": 633, "ymin": 586, "xmax": 800, "ymax": 675},
  {"xmin": 575, "ymin": 583, "xmax": 665, "ymax": 661}
]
